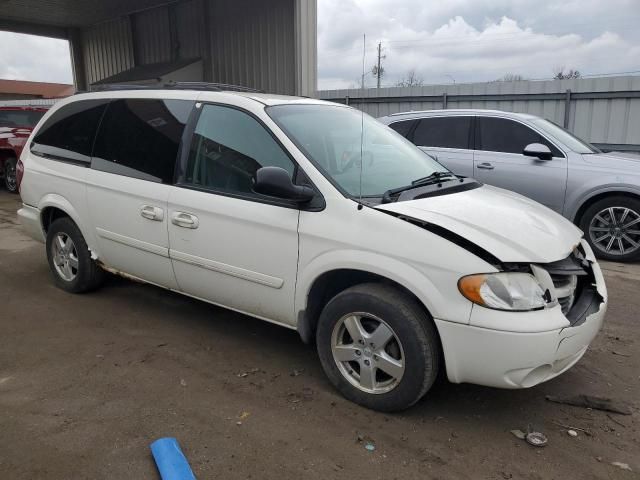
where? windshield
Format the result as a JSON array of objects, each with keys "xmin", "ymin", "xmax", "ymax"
[
  {"xmin": 267, "ymin": 104, "xmax": 448, "ymax": 197},
  {"xmin": 0, "ymin": 109, "xmax": 46, "ymax": 128},
  {"xmin": 530, "ymin": 118, "xmax": 600, "ymax": 154}
]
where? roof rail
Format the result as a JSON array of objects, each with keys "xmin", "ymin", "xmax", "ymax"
[{"xmin": 90, "ymin": 81, "xmax": 264, "ymax": 93}]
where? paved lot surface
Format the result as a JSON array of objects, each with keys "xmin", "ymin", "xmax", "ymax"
[{"xmin": 0, "ymin": 191, "xmax": 638, "ymax": 479}]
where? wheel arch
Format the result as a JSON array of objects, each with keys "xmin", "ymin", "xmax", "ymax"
[
  {"xmin": 572, "ymin": 189, "xmax": 640, "ymax": 225},
  {"xmin": 38, "ymin": 195, "xmax": 97, "ymax": 258},
  {"xmin": 296, "ymin": 267, "xmax": 442, "ymax": 349}
]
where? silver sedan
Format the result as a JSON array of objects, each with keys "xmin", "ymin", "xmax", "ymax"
[{"xmin": 379, "ymin": 109, "xmax": 640, "ymax": 262}]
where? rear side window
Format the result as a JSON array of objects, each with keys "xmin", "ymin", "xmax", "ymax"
[
  {"xmin": 183, "ymin": 104, "xmax": 295, "ymax": 199},
  {"xmin": 92, "ymin": 98, "xmax": 194, "ymax": 183},
  {"xmin": 32, "ymin": 100, "xmax": 109, "ymax": 164},
  {"xmin": 412, "ymin": 117, "xmax": 471, "ymax": 149},
  {"xmin": 388, "ymin": 119, "xmax": 415, "ymax": 137},
  {"xmin": 476, "ymin": 117, "xmax": 563, "ymax": 157}
]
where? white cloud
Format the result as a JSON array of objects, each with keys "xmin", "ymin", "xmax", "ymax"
[
  {"xmin": 318, "ymin": 0, "xmax": 640, "ymax": 89},
  {"xmin": 0, "ymin": 32, "xmax": 73, "ymax": 84}
]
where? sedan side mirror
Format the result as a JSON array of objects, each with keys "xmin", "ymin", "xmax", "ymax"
[
  {"xmin": 253, "ymin": 166, "xmax": 315, "ymax": 202},
  {"xmin": 523, "ymin": 143, "xmax": 553, "ymax": 161}
]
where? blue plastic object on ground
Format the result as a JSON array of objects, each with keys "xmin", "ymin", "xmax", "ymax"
[{"xmin": 150, "ymin": 437, "xmax": 197, "ymax": 480}]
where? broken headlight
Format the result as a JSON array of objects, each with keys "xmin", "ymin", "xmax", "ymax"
[{"xmin": 458, "ymin": 272, "xmax": 548, "ymax": 311}]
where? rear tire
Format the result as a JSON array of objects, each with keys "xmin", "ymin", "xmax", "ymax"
[
  {"xmin": 46, "ymin": 217, "xmax": 104, "ymax": 293},
  {"xmin": 316, "ymin": 283, "xmax": 440, "ymax": 412},
  {"xmin": 3, "ymin": 157, "xmax": 18, "ymax": 193},
  {"xmin": 580, "ymin": 196, "xmax": 640, "ymax": 262}
]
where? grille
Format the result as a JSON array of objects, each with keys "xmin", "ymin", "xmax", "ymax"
[{"xmin": 550, "ymin": 273, "xmax": 578, "ymax": 315}]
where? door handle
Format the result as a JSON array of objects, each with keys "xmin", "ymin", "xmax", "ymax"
[
  {"xmin": 171, "ymin": 212, "xmax": 199, "ymax": 229},
  {"xmin": 140, "ymin": 205, "xmax": 164, "ymax": 221},
  {"xmin": 477, "ymin": 162, "xmax": 494, "ymax": 170}
]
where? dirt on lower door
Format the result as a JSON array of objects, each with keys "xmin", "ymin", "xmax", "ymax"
[{"xmin": 0, "ymin": 191, "xmax": 638, "ymax": 479}]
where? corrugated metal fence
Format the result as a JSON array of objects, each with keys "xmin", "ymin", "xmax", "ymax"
[{"xmin": 319, "ymin": 76, "xmax": 640, "ymax": 152}]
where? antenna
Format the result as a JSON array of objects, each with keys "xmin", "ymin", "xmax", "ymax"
[{"xmin": 358, "ymin": 33, "xmax": 366, "ymax": 206}]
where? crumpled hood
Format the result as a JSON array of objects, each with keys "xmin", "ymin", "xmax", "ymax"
[{"xmin": 376, "ymin": 185, "xmax": 582, "ymax": 263}]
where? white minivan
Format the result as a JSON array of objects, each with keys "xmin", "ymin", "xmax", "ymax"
[{"xmin": 17, "ymin": 84, "xmax": 607, "ymax": 411}]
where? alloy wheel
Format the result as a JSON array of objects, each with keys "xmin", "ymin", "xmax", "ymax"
[
  {"xmin": 51, "ymin": 233, "xmax": 79, "ymax": 281},
  {"xmin": 588, "ymin": 206, "xmax": 640, "ymax": 256},
  {"xmin": 331, "ymin": 312, "xmax": 405, "ymax": 394}
]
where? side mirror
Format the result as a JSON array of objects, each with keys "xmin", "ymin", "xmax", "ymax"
[
  {"xmin": 523, "ymin": 143, "xmax": 553, "ymax": 161},
  {"xmin": 253, "ymin": 166, "xmax": 315, "ymax": 202}
]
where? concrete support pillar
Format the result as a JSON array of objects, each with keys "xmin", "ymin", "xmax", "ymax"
[
  {"xmin": 294, "ymin": 0, "xmax": 317, "ymax": 97},
  {"xmin": 68, "ymin": 28, "xmax": 87, "ymax": 91}
]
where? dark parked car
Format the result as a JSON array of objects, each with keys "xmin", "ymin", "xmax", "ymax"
[{"xmin": 0, "ymin": 106, "xmax": 48, "ymax": 193}]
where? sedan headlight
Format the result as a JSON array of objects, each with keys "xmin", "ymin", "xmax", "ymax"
[{"xmin": 458, "ymin": 273, "xmax": 549, "ymax": 311}]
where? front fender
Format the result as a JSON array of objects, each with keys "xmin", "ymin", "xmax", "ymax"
[{"xmin": 295, "ymin": 249, "xmax": 474, "ymax": 326}]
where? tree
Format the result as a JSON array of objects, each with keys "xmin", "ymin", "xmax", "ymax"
[
  {"xmin": 371, "ymin": 42, "xmax": 386, "ymax": 88},
  {"xmin": 498, "ymin": 73, "xmax": 525, "ymax": 82},
  {"xmin": 396, "ymin": 69, "xmax": 424, "ymax": 87},
  {"xmin": 371, "ymin": 64, "xmax": 385, "ymax": 86},
  {"xmin": 553, "ymin": 67, "xmax": 581, "ymax": 80}
]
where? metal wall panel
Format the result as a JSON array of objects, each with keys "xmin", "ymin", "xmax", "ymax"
[
  {"xmin": 82, "ymin": 17, "xmax": 135, "ymax": 85},
  {"xmin": 133, "ymin": 6, "xmax": 172, "ymax": 65},
  {"xmin": 319, "ymin": 76, "xmax": 640, "ymax": 148},
  {"xmin": 76, "ymin": 0, "xmax": 315, "ymax": 94},
  {"xmin": 294, "ymin": 0, "xmax": 317, "ymax": 96},
  {"xmin": 209, "ymin": 0, "xmax": 296, "ymax": 94},
  {"xmin": 175, "ymin": 0, "xmax": 205, "ymax": 60}
]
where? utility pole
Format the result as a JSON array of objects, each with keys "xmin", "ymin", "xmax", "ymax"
[
  {"xmin": 361, "ymin": 34, "xmax": 366, "ymax": 90},
  {"xmin": 376, "ymin": 42, "xmax": 384, "ymax": 89}
]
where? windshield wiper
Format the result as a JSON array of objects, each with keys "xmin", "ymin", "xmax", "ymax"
[
  {"xmin": 381, "ymin": 171, "xmax": 458, "ymax": 203},
  {"xmin": 411, "ymin": 171, "xmax": 458, "ymax": 185}
]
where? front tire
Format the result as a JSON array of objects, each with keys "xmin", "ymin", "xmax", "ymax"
[
  {"xmin": 46, "ymin": 217, "xmax": 104, "ymax": 293},
  {"xmin": 580, "ymin": 196, "xmax": 640, "ymax": 262},
  {"xmin": 316, "ymin": 283, "xmax": 440, "ymax": 412},
  {"xmin": 3, "ymin": 157, "xmax": 18, "ymax": 193}
]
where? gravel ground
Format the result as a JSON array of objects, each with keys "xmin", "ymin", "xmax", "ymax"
[{"xmin": 0, "ymin": 191, "xmax": 638, "ymax": 479}]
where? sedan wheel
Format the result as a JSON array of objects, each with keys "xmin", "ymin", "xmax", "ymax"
[
  {"xmin": 588, "ymin": 206, "xmax": 640, "ymax": 257},
  {"xmin": 581, "ymin": 196, "xmax": 640, "ymax": 262}
]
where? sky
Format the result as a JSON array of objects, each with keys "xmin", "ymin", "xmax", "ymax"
[
  {"xmin": 1, "ymin": 0, "xmax": 639, "ymax": 89},
  {"xmin": 0, "ymin": 33, "xmax": 73, "ymax": 84},
  {"xmin": 317, "ymin": 0, "xmax": 640, "ymax": 89}
]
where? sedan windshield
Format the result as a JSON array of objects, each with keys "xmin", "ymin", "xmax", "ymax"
[
  {"xmin": 267, "ymin": 104, "xmax": 449, "ymax": 197},
  {"xmin": 530, "ymin": 118, "xmax": 600, "ymax": 154}
]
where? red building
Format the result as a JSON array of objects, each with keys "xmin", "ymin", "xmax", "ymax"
[{"xmin": 0, "ymin": 79, "xmax": 74, "ymax": 100}]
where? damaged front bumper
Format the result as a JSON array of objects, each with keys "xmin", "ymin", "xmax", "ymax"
[{"xmin": 435, "ymin": 240, "xmax": 607, "ymax": 389}]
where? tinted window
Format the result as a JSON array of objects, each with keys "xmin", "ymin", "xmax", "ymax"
[
  {"xmin": 184, "ymin": 104, "xmax": 295, "ymax": 198},
  {"xmin": 388, "ymin": 119, "xmax": 415, "ymax": 137},
  {"xmin": 413, "ymin": 117, "xmax": 471, "ymax": 149},
  {"xmin": 0, "ymin": 109, "xmax": 46, "ymax": 127},
  {"xmin": 32, "ymin": 100, "xmax": 108, "ymax": 163},
  {"xmin": 477, "ymin": 117, "xmax": 563, "ymax": 157},
  {"xmin": 92, "ymin": 99, "xmax": 193, "ymax": 183}
]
